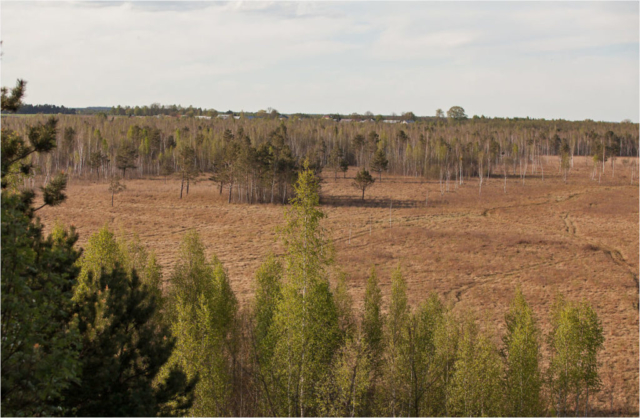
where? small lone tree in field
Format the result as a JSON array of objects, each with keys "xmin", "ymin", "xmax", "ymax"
[
  {"xmin": 108, "ymin": 175, "xmax": 126, "ymax": 207},
  {"xmin": 370, "ymin": 148, "xmax": 389, "ymax": 182},
  {"xmin": 352, "ymin": 168, "xmax": 375, "ymax": 200}
]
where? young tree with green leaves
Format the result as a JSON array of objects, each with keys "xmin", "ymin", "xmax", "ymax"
[
  {"xmin": 502, "ymin": 287, "xmax": 543, "ymax": 416},
  {"xmin": 378, "ymin": 266, "xmax": 410, "ymax": 416},
  {"xmin": 251, "ymin": 254, "xmax": 284, "ymax": 416},
  {"xmin": 317, "ymin": 331, "xmax": 372, "ymax": 417},
  {"xmin": 267, "ymin": 161, "xmax": 341, "ymax": 416},
  {"xmin": 447, "ymin": 316, "xmax": 503, "ymax": 417},
  {"xmin": 547, "ymin": 295, "xmax": 604, "ymax": 417},
  {"xmin": 165, "ymin": 230, "xmax": 239, "ymax": 416},
  {"xmin": 362, "ymin": 267, "xmax": 384, "ymax": 362}
]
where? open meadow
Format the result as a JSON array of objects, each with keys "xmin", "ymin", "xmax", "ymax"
[{"xmin": 37, "ymin": 155, "xmax": 639, "ymax": 414}]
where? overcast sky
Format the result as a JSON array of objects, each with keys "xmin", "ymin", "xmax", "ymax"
[{"xmin": 1, "ymin": 1, "xmax": 638, "ymax": 121}]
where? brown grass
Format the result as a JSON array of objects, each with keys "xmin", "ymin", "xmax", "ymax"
[{"xmin": 38, "ymin": 156, "xmax": 639, "ymax": 415}]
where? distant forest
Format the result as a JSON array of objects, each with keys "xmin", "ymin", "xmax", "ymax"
[
  {"xmin": 2, "ymin": 109, "xmax": 638, "ymax": 203},
  {"xmin": 15, "ymin": 103, "xmax": 77, "ymax": 114}
]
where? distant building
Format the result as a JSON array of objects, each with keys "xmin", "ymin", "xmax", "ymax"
[
  {"xmin": 196, "ymin": 115, "xmax": 212, "ymax": 120},
  {"xmin": 217, "ymin": 114, "xmax": 231, "ymax": 120},
  {"xmin": 401, "ymin": 120, "xmax": 415, "ymax": 124},
  {"xmin": 382, "ymin": 120, "xmax": 400, "ymax": 124},
  {"xmin": 340, "ymin": 119, "xmax": 353, "ymax": 123}
]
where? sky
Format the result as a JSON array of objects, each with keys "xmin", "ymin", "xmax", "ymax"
[{"xmin": 1, "ymin": 1, "xmax": 638, "ymax": 122}]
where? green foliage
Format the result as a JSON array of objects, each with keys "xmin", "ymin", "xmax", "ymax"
[
  {"xmin": 370, "ymin": 148, "xmax": 389, "ymax": 181},
  {"xmin": 1, "ymin": 79, "xmax": 26, "ymax": 112},
  {"xmin": 502, "ymin": 287, "xmax": 543, "ymax": 416},
  {"xmin": 378, "ymin": 266, "xmax": 410, "ymax": 416},
  {"xmin": 317, "ymin": 333, "xmax": 372, "ymax": 417},
  {"xmin": 166, "ymin": 230, "xmax": 238, "ymax": 416},
  {"xmin": 405, "ymin": 293, "xmax": 445, "ymax": 416},
  {"xmin": 334, "ymin": 271, "xmax": 356, "ymax": 341},
  {"xmin": 362, "ymin": 267, "xmax": 384, "ymax": 361},
  {"xmin": 1, "ymin": 203, "xmax": 81, "ymax": 416},
  {"xmin": 352, "ymin": 168, "xmax": 375, "ymax": 200},
  {"xmin": 547, "ymin": 295, "xmax": 604, "ymax": 416},
  {"xmin": 115, "ymin": 140, "xmax": 138, "ymax": 178},
  {"xmin": 2, "ymin": 117, "xmax": 60, "ymax": 191},
  {"xmin": 447, "ymin": 106, "xmax": 467, "ymax": 121},
  {"xmin": 1, "ymin": 79, "xmax": 77, "ymax": 416},
  {"xmin": 447, "ymin": 316, "xmax": 503, "ymax": 417},
  {"xmin": 63, "ymin": 226, "xmax": 193, "ymax": 416},
  {"xmin": 266, "ymin": 162, "xmax": 341, "ymax": 416}
]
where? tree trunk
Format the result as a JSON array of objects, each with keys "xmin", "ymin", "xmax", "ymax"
[
  {"xmin": 228, "ymin": 182, "xmax": 233, "ymax": 203},
  {"xmin": 111, "ymin": 192, "xmax": 114, "ymax": 207},
  {"xmin": 180, "ymin": 173, "xmax": 184, "ymax": 199}
]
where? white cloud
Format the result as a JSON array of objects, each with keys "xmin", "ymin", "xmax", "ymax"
[{"xmin": 1, "ymin": 1, "xmax": 637, "ymax": 121}]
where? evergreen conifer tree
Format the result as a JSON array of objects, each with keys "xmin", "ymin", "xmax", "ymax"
[
  {"xmin": 370, "ymin": 148, "xmax": 389, "ymax": 182},
  {"xmin": 62, "ymin": 226, "xmax": 195, "ymax": 416},
  {"xmin": 1, "ymin": 80, "xmax": 77, "ymax": 416}
]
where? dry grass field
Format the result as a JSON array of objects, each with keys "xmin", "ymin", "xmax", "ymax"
[{"xmin": 38, "ymin": 156, "xmax": 638, "ymax": 414}]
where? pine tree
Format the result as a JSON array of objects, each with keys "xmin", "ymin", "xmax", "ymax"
[
  {"xmin": 1, "ymin": 216, "xmax": 81, "ymax": 416},
  {"xmin": 61, "ymin": 226, "xmax": 194, "ymax": 416},
  {"xmin": 352, "ymin": 168, "xmax": 375, "ymax": 200},
  {"xmin": 1, "ymin": 80, "xmax": 77, "ymax": 416},
  {"xmin": 502, "ymin": 287, "xmax": 543, "ymax": 416},
  {"xmin": 370, "ymin": 148, "xmax": 389, "ymax": 182},
  {"xmin": 115, "ymin": 140, "xmax": 138, "ymax": 179}
]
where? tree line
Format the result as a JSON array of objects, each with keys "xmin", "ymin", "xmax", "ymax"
[{"xmin": 2, "ymin": 107, "xmax": 637, "ymax": 203}]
